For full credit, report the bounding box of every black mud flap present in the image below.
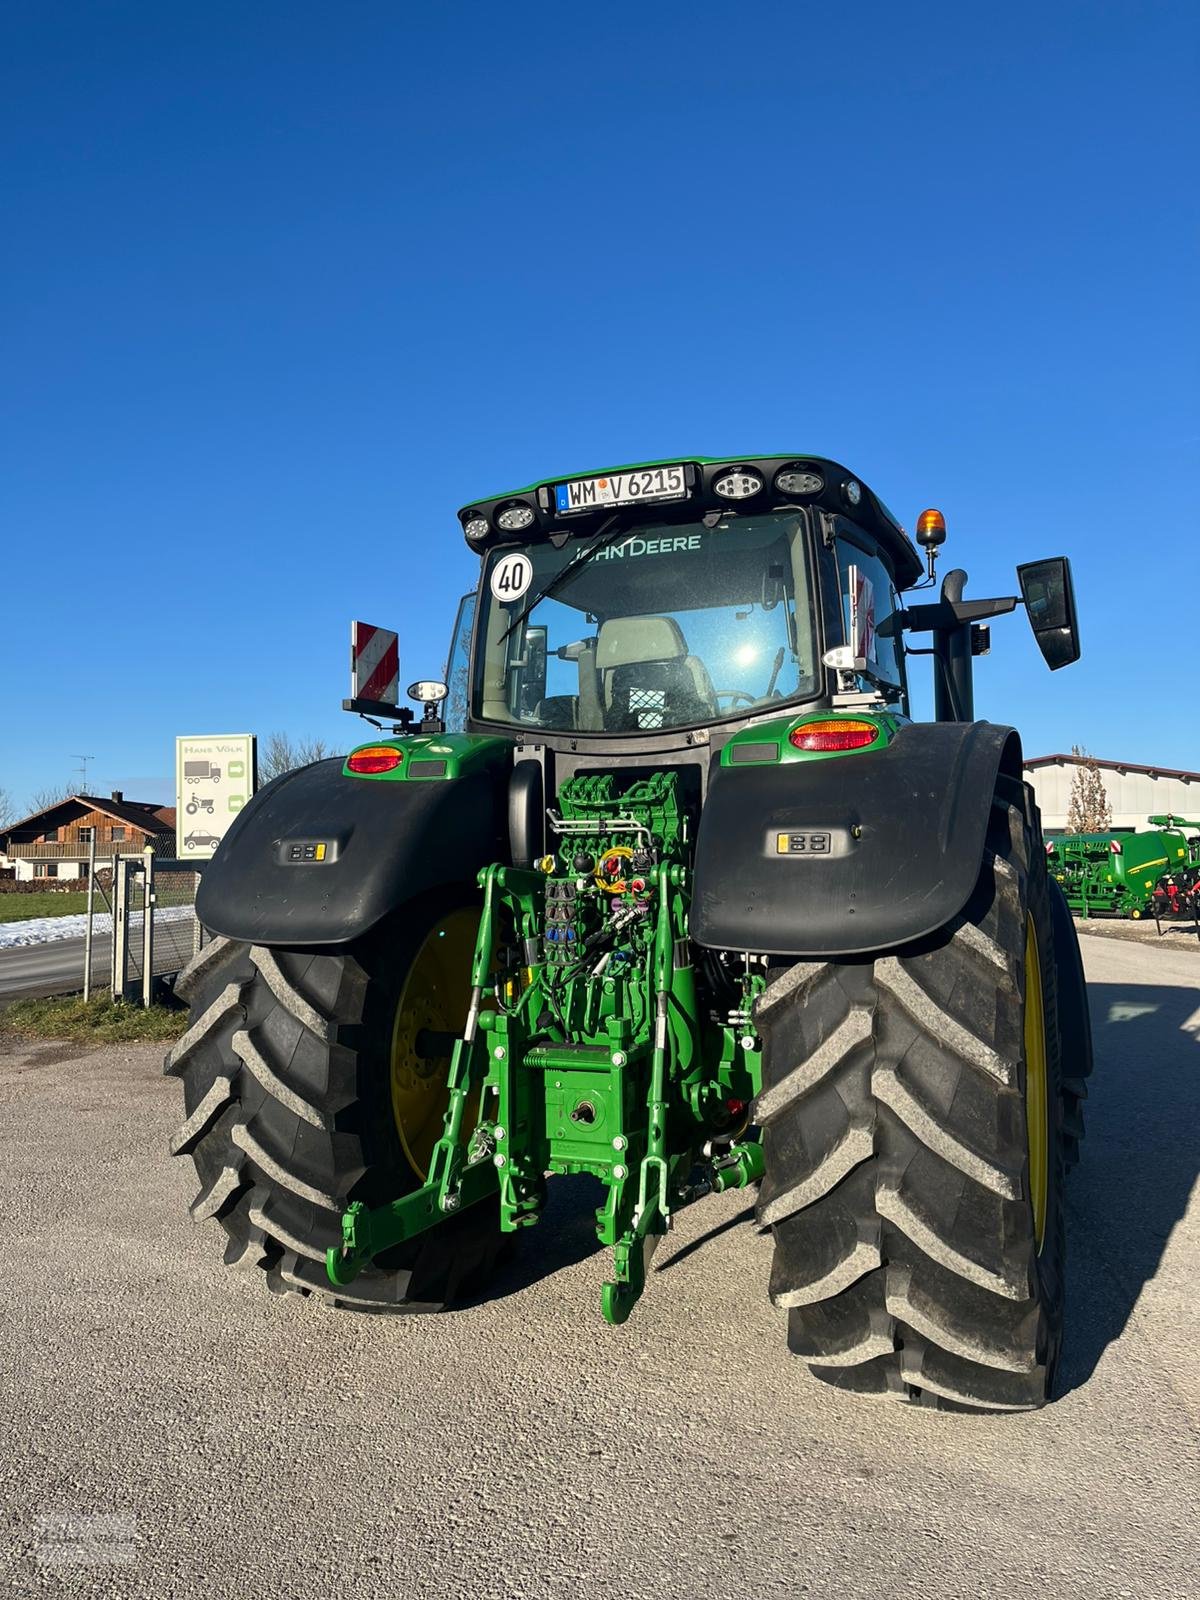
[690,721,1022,957]
[196,758,509,947]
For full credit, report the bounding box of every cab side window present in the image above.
[443,591,476,733]
[834,532,906,696]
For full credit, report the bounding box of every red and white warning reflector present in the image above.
[350,620,399,708]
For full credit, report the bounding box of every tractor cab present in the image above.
[452,456,918,744]
[474,510,821,734]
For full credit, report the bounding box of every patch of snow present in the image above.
[0,905,194,951]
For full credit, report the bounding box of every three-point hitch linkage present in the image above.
[326,771,765,1322]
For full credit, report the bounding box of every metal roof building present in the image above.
[1024,754,1200,833]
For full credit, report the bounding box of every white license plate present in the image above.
[554,463,687,513]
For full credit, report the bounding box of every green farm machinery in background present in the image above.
[1046,815,1200,919]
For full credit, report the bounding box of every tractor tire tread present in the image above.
[167,932,499,1313]
[756,791,1067,1411]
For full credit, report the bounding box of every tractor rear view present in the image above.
[167,454,1090,1410]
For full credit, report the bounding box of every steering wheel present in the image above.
[713,690,757,709]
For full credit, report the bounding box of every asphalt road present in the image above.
[0,935,97,1001]
[1,936,1197,1598]
[0,923,197,1002]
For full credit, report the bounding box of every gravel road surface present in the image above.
[1,936,1197,1598]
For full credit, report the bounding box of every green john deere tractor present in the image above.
[167,454,1091,1411]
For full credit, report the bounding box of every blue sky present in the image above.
[1,0,1195,812]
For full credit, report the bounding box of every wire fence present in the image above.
[151,870,203,977]
[83,847,202,1004]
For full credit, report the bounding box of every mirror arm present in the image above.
[900,594,1018,633]
[897,569,990,723]
[343,695,406,720]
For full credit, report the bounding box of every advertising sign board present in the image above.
[175,734,257,861]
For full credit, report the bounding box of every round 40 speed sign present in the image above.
[490,552,533,602]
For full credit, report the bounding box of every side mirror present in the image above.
[1016,557,1081,670]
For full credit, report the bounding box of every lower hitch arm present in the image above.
[600,873,764,1325]
[327,863,544,1288]
[325,1154,498,1287]
[598,1135,764,1325]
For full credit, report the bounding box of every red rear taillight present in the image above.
[347,745,404,775]
[788,718,878,753]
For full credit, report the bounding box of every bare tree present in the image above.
[259,733,336,783]
[1066,745,1112,834]
[0,786,16,830]
[28,784,72,814]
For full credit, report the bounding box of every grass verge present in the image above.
[0,893,93,923]
[0,993,189,1043]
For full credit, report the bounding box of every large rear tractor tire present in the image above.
[1049,879,1092,1170]
[164,895,503,1311]
[755,781,1072,1410]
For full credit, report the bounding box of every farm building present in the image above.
[1024,754,1200,834]
[0,793,176,881]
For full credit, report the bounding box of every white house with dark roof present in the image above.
[0,792,176,881]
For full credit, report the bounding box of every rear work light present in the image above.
[496,502,536,532]
[713,468,764,500]
[789,719,878,752]
[347,745,404,774]
[774,467,824,496]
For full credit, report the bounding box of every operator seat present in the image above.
[595,616,717,730]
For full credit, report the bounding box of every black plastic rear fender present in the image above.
[690,721,1022,957]
[195,758,509,947]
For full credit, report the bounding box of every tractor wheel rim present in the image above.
[389,909,478,1181]
[1024,913,1049,1253]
